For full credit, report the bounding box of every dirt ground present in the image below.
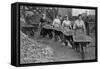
[29,31,96,62]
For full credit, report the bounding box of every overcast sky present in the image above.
[72,9,95,16]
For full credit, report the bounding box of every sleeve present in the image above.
[69,21,72,29]
[40,18,42,23]
[82,21,86,33]
[62,21,65,28]
[52,19,55,26]
[73,20,77,30]
[39,18,42,27]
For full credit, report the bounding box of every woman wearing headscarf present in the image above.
[52,15,61,41]
[73,14,87,50]
[40,14,48,37]
[52,15,61,28]
[73,14,86,34]
[62,15,72,47]
[62,15,72,30]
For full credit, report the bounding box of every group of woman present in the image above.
[40,14,86,47]
[53,14,86,33]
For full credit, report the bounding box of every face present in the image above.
[56,16,59,19]
[79,16,82,20]
[59,16,62,20]
[42,14,46,19]
[66,16,68,20]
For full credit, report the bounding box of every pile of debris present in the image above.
[20,31,55,64]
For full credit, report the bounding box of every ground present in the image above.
[29,31,96,62]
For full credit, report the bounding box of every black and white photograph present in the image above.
[19,4,97,64]
[0,0,100,68]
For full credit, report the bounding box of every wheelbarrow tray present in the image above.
[73,34,93,43]
[62,29,74,36]
[43,25,54,30]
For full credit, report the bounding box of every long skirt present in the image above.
[63,35,73,46]
[40,28,53,38]
[40,28,47,37]
[54,30,63,41]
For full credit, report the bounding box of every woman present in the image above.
[73,14,86,34]
[73,14,87,50]
[40,14,48,37]
[52,15,61,28]
[62,15,72,47]
[52,15,61,41]
[62,15,72,30]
